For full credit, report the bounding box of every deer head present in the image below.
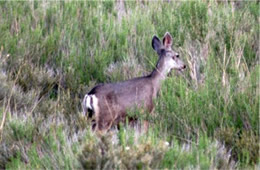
[152,32,186,76]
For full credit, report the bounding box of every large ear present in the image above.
[163,32,172,49]
[152,35,162,52]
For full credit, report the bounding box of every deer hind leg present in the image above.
[95,113,114,132]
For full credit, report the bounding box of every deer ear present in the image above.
[152,36,162,52]
[163,32,172,49]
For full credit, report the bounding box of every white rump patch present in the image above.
[82,94,99,116]
[85,95,92,109]
[92,95,98,112]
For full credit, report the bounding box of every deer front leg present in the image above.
[144,100,156,132]
[143,120,149,133]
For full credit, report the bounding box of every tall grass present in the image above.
[0,1,259,169]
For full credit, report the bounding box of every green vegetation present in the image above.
[0,0,259,169]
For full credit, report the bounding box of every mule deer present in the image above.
[82,32,186,131]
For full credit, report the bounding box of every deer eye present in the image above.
[176,54,179,58]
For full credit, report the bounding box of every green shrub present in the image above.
[216,127,259,165]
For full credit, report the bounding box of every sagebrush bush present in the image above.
[78,133,167,169]
[216,127,259,165]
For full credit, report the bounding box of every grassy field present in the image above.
[0,0,259,169]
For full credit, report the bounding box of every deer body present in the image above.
[83,32,186,131]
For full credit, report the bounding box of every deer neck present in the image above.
[149,58,170,93]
